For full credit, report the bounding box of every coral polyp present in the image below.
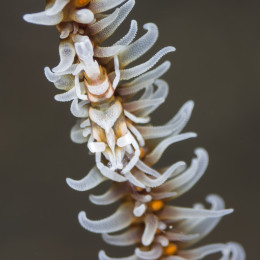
[24,0,245,259]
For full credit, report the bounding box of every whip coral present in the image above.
[24,0,245,259]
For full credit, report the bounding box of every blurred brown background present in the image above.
[1,0,259,259]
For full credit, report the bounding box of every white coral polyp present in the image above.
[24,0,245,259]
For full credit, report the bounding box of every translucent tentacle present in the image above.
[158,205,233,221]
[226,242,246,260]
[151,191,177,200]
[155,235,169,247]
[178,243,235,260]
[123,98,165,113]
[159,155,200,191]
[166,232,199,242]
[53,40,76,73]
[97,160,127,182]
[118,61,171,96]
[102,227,142,246]
[54,87,77,102]
[135,160,160,178]
[70,122,87,144]
[124,172,146,188]
[66,167,106,192]
[119,23,159,68]
[94,0,135,43]
[135,161,186,188]
[70,99,89,118]
[182,195,228,247]
[138,79,169,116]
[116,46,175,81]
[89,183,129,205]
[98,251,138,260]
[124,110,150,124]
[46,0,70,16]
[137,100,194,139]
[144,133,197,165]
[135,244,163,260]
[23,11,63,26]
[142,214,158,246]
[78,203,134,234]
[90,0,127,13]
[127,123,145,147]
[89,8,120,35]
[174,148,209,197]
[95,45,124,58]
[114,20,138,46]
[133,202,146,217]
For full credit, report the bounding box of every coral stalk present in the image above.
[24,1,245,259]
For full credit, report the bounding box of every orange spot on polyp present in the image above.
[163,243,178,256]
[139,147,146,159]
[75,0,90,7]
[148,200,164,211]
[156,228,161,234]
[135,186,144,192]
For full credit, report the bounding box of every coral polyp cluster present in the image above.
[24,0,245,259]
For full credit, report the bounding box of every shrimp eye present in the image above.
[74,0,91,7]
